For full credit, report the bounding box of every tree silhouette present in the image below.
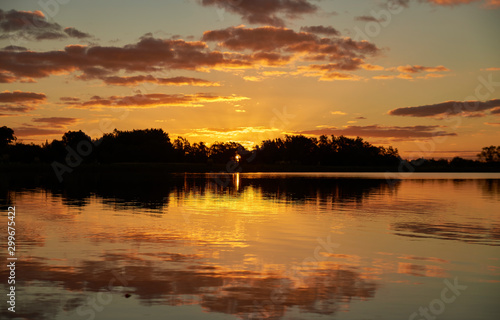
[0,126,16,148]
[209,142,245,163]
[477,146,500,162]
[256,135,400,166]
[62,130,92,148]
[191,142,209,163]
[0,126,497,171]
[173,136,191,162]
[97,128,173,163]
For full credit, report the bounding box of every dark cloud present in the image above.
[202,26,378,79]
[75,67,112,80]
[301,59,364,72]
[203,26,378,58]
[12,126,64,136]
[396,65,450,73]
[0,9,93,41]
[300,25,340,36]
[389,99,500,117]
[200,0,318,26]
[59,97,81,102]
[373,64,450,80]
[63,27,92,39]
[250,51,292,65]
[0,72,16,83]
[101,75,220,86]
[0,36,252,82]
[355,116,367,120]
[0,9,62,40]
[491,107,500,114]
[0,91,44,116]
[355,15,385,23]
[297,125,456,138]
[32,117,79,127]
[2,45,28,51]
[0,104,35,113]
[203,26,315,51]
[1,28,379,82]
[69,92,249,109]
[296,58,366,81]
[0,90,46,103]
[387,0,410,7]
[36,31,65,40]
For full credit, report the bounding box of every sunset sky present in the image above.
[1,0,499,159]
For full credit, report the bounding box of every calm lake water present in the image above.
[1,172,500,320]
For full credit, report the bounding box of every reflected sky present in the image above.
[0,173,499,320]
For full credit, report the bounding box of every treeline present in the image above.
[1,126,499,168]
[0,127,402,166]
[258,135,400,166]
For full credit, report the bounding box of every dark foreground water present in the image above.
[1,172,499,320]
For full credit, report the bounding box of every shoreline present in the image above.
[1,162,500,174]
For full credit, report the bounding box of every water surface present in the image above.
[1,173,499,320]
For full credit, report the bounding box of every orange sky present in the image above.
[0,0,499,158]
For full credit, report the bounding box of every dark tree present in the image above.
[477,146,500,162]
[450,157,475,167]
[0,126,16,147]
[96,128,173,163]
[62,130,92,148]
[173,136,192,162]
[209,142,245,164]
[255,134,400,166]
[7,143,43,163]
[283,135,318,165]
[191,142,209,163]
